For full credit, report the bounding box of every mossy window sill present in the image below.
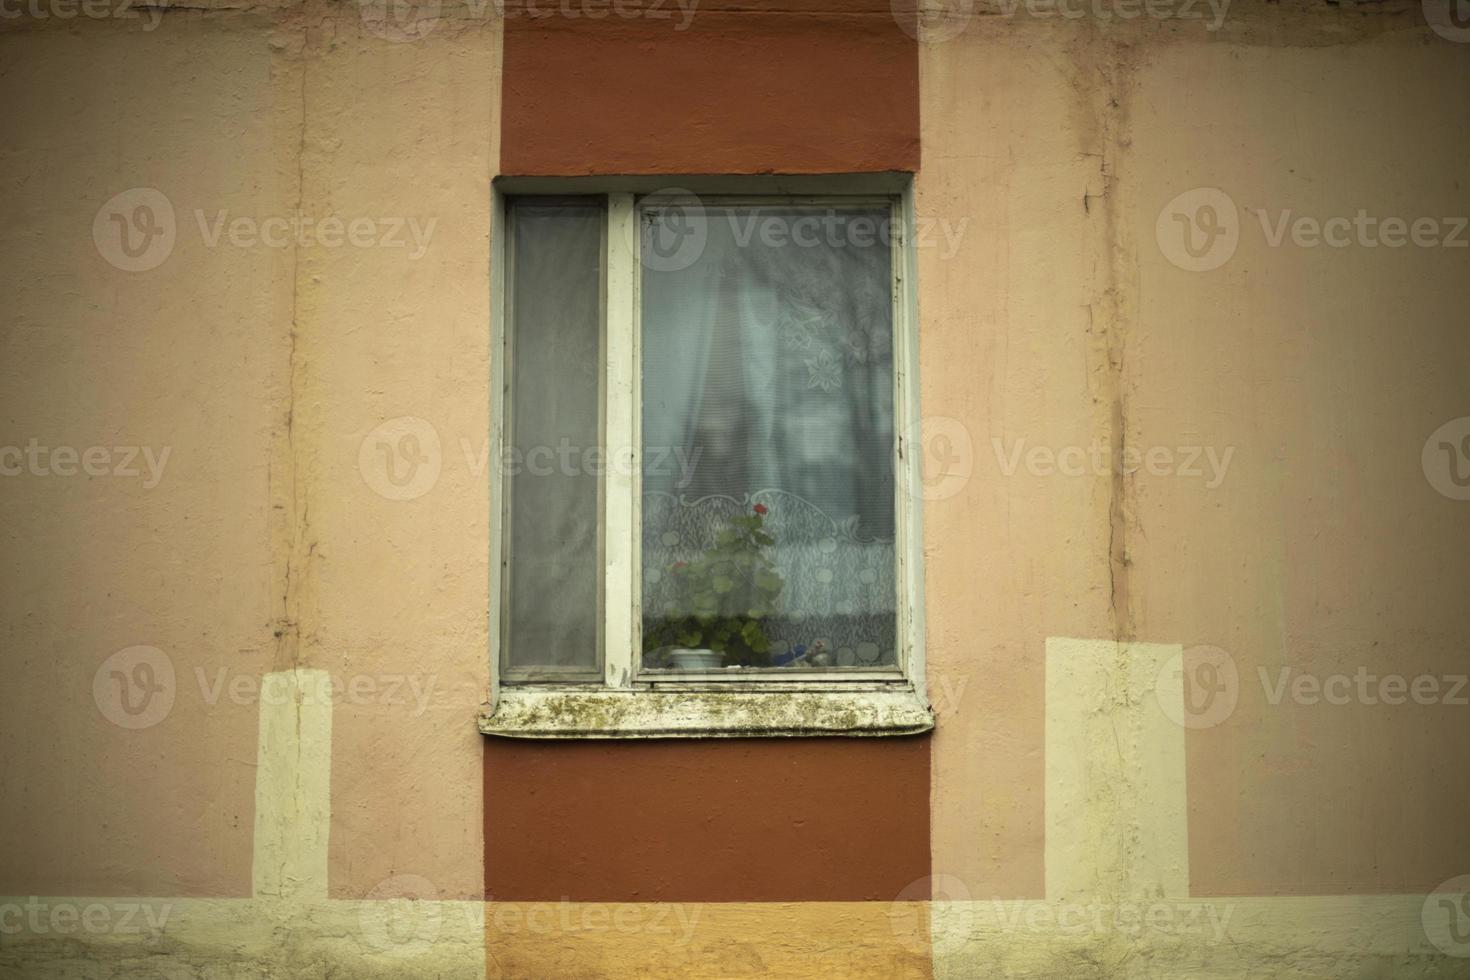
[478,687,935,739]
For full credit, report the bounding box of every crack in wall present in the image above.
[1069,29,1138,648]
[274,0,311,676]
[1053,26,1165,974]
[284,3,313,907]
[247,0,319,907]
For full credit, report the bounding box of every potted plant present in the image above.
[645,503,785,669]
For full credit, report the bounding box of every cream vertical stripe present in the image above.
[1045,638,1189,902]
[252,668,333,900]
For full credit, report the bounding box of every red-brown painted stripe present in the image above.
[484,736,931,902]
[499,2,919,176]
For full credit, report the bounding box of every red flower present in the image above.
[753,503,768,515]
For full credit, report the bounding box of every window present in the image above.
[483,177,931,737]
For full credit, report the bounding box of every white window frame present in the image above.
[482,175,932,738]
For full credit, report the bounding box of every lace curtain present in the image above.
[640,206,898,668]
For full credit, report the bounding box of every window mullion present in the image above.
[603,193,638,688]
[894,189,928,705]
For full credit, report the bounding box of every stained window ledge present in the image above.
[478,686,935,739]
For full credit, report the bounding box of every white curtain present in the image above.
[640,206,898,668]
[504,202,603,671]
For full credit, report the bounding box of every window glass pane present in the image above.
[640,205,897,671]
[504,201,603,673]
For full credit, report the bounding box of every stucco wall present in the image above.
[1127,35,1470,897]
[299,15,500,903]
[920,5,1470,906]
[1,15,295,897]
[1,3,501,907]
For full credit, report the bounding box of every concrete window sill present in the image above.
[478,687,935,739]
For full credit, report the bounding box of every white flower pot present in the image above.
[668,648,722,670]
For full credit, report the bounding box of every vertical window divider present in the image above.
[604,193,638,689]
[488,188,507,709]
[894,186,929,706]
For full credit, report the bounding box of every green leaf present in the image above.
[755,569,784,593]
